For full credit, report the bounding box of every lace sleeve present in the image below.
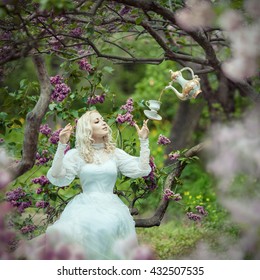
[115,138,151,179]
[47,142,80,187]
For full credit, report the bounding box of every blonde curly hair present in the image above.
[75,110,115,163]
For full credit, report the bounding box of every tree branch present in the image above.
[135,142,206,227]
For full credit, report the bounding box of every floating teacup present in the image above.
[144,100,162,121]
[145,100,161,112]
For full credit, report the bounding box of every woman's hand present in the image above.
[59,123,73,144]
[134,119,149,140]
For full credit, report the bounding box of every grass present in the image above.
[136,220,207,260]
[136,216,241,260]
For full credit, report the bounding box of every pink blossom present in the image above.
[176,0,215,31]
[157,134,171,145]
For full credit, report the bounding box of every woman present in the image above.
[45,110,151,259]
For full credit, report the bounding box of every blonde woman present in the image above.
[45,110,151,259]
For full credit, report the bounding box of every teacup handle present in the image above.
[145,101,150,107]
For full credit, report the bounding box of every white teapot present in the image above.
[165,67,202,101]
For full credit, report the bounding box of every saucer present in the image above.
[144,110,162,121]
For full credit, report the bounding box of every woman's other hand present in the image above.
[59,123,73,144]
[134,119,149,140]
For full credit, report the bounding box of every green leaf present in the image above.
[49,104,57,111]
[103,66,114,74]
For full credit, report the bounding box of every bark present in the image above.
[8,55,51,182]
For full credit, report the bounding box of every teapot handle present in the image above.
[180,67,195,79]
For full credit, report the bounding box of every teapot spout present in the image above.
[165,84,188,101]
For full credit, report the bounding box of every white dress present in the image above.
[46,139,151,259]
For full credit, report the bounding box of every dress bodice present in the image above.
[79,159,117,193]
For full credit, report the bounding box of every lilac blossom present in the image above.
[78,58,93,72]
[36,188,43,195]
[120,6,131,16]
[157,134,171,145]
[49,128,62,144]
[70,27,83,37]
[143,157,157,190]
[50,75,63,85]
[6,188,32,213]
[163,188,182,201]
[20,224,36,234]
[39,124,52,136]
[35,150,51,165]
[196,205,208,216]
[187,212,202,221]
[51,83,71,102]
[176,0,215,31]
[168,151,180,161]
[35,201,49,209]
[87,94,106,105]
[0,138,4,144]
[116,112,135,126]
[32,175,49,186]
[116,98,135,126]
[120,98,134,112]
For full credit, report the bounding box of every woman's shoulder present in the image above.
[64,147,81,160]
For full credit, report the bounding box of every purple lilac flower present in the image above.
[196,205,208,216]
[50,75,63,85]
[70,27,83,37]
[49,128,62,145]
[78,58,93,72]
[157,134,171,145]
[116,98,135,126]
[120,6,131,16]
[6,187,26,202]
[36,188,43,195]
[169,151,180,160]
[187,212,202,221]
[163,188,182,201]
[120,98,134,112]
[17,201,32,214]
[32,175,49,186]
[35,201,49,208]
[39,124,52,136]
[143,157,157,190]
[35,150,51,165]
[116,112,135,126]
[0,138,5,144]
[87,94,106,105]
[51,83,71,102]
[20,224,37,234]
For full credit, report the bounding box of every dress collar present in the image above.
[92,143,105,150]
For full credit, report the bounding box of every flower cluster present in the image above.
[187,205,208,222]
[35,201,49,209]
[116,98,135,126]
[20,224,37,234]
[35,150,51,165]
[163,188,182,201]
[32,175,49,186]
[5,187,32,213]
[78,58,93,73]
[49,128,62,145]
[50,75,71,102]
[143,157,157,190]
[168,151,180,161]
[70,27,83,37]
[157,134,171,145]
[39,124,52,136]
[87,94,106,105]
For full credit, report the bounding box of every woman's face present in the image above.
[90,112,109,142]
